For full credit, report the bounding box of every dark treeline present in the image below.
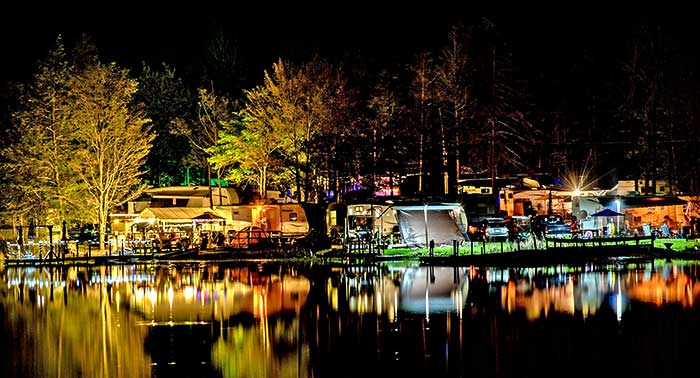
[2,15,700,226]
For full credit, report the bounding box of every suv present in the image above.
[482,218,509,241]
[532,214,571,238]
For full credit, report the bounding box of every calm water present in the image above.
[2,259,700,377]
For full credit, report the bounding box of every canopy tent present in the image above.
[193,211,226,223]
[591,208,624,217]
[589,208,625,236]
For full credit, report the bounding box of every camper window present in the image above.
[289,212,298,221]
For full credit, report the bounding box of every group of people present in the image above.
[193,231,227,249]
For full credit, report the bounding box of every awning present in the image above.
[136,207,227,224]
[597,196,687,209]
[193,211,226,223]
[591,208,624,217]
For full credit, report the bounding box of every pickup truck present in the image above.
[532,215,571,238]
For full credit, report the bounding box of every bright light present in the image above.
[572,188,581,197]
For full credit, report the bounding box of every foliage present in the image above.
[1,37,90,225]
[137,63,193,187]
[239,58,353,202]
[69,62,154,251]
[208,105,285,198]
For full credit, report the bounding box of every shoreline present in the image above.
[3,244,700,268]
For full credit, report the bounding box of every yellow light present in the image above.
[184,286,194,302]
[149,288,157,307]
[572,188,581,197]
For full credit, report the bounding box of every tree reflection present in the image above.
[211,318,309,378]
[0,275,150,378]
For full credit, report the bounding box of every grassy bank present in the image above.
[378,237,700,258]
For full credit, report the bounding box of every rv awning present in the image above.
[597,196,687,209]
[136,207,226,224]
[391,203,464,211]
[393,203,467,248]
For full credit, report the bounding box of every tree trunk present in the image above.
[217,169,222,206]
[419,134,424,193]
[208,163,213,208]
[295,164,302,203]
[98,205,107,254]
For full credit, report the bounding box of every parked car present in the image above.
[532,214,571,238]
[482,218,509,241]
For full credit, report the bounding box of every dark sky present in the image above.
[1,12,698,100]
[0,11,462,81]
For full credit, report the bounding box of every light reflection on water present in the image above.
[2,259,700,377]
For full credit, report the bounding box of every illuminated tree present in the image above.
[1,37,90,226]
[208,104,285,199]
[173,88,234,206]
[69,63,153,252]
[244,58,351,202]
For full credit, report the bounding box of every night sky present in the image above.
[2,13,685,86]
[3,13,696,104]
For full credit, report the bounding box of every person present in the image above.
[200,232,209,249]
[570,216,579,236]
[609,220,615,236]
[662,215,674,237]
[660,217,671,238]
[683,215,692,239]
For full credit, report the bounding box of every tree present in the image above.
[1,36,89,226]
[137,63,194,187]
[245,58,350,203]
[69,62,153,252]
[173,88,234,206]
[408,51,438,195]
[367,70,406,196]
[208,105,284,199]
[201,27,247,97]
[436,25,472,197]
[471,20,536,204]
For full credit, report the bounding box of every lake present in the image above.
[1,258,699,377]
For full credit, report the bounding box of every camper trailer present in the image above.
[326,203,399,244]
[226,203,309,237]
[327,202,469,249]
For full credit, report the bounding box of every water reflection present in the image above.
[3,259,700,377]
[0,266,150,378]
[1,263,311,378]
